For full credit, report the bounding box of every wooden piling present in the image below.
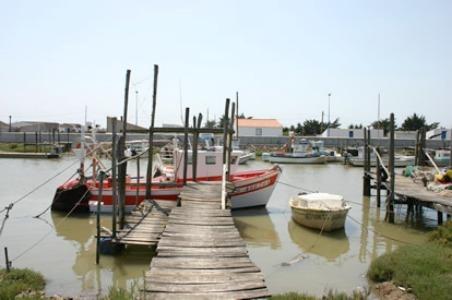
[222,99,230,164]
[192,113,203,181]
[23,132,26,152]
[145,65,159,200]
[236,91,239,139]
[118,69,131,230]
[387,113,395,223]
[35,132,38,153]
[449,129,452,168]
[227,102,236,180]
[96,172,105,265]
[376,146,382,207]
[438,211,443,225]
[414,130,420,166]
[192,116,198,181]
[136,155,140,205]
[363,128,371,196]
[183,107,190,185]
[4,247,10,272]
[111,117,118,239]
[419,129,427,166]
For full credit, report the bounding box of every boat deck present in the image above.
[144,182,270,299]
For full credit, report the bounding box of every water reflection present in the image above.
[288,220,350,261]
[233,208,281,249]
[51,212,150,294]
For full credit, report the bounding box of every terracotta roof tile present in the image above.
[237,118,282,128]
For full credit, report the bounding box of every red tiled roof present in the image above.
[237,118,282,128]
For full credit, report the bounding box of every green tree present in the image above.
[295,123,303,135]
[325,118,341,129]
[204,119,216,128]
[348,124,363,129]
[400,113,438,131]
[302,119,322,135]
[372,118,392,135]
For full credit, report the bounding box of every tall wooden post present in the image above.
[4,247,11,272]
[227,102,236,180]
[419,129,426,166]
[96,172,105,265]
[363,128,370,196]
[145,65,159,200]
[35,132,38,152]
[192,114,203,181]
[183,107,190,185]
[118,69,131,229]
[222,99,230,164]
[192,116,198,181]
[449,129,452,168]
[236,91,239,139]
[414,130,420,166]
[387,113,395,223]
[23,132,26,152]
[111,118,118,239]
[376,147,382,207]
[136,155,140,205]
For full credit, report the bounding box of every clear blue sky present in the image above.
[1,0,451,128]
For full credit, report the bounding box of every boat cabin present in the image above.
[172,148,241,180]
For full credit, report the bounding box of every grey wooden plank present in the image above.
[150,257,254,269]
[146,267,262,277]
[146,274,265,285]
[145,280,266,293]
[145,288,271,300]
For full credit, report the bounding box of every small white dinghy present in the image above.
[289,193,351,231]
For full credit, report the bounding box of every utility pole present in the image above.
[327,93,331,126]
[135,90,139,125]
[8,115,11,132]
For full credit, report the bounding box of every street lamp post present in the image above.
[327,93,331,126]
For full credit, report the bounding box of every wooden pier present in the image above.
[112,200,176,246]
[144,183,271,299]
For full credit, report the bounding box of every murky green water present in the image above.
[0,157,437,297]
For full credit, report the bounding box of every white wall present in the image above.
[239,127,282,137]
[427,128,451,140]
[321,128,384,138]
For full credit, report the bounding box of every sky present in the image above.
[1,0,451,128]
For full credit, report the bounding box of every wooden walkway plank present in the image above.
[145,183,270,299]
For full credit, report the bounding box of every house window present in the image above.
[206,156,216,165]
[255,128,263,136]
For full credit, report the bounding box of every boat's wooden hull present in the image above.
[290,201,350,231]
[268,155,327,164]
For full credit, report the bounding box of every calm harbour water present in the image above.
[0,156,437,297]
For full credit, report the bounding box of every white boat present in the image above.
[267,139,327,164]
[347,147,415,167]
[289,193,351,231]
[428,149,450,167]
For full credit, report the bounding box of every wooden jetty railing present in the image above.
[144,182,270,299]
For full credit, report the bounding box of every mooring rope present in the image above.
[11,188,91,262]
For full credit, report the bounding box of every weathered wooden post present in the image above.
[449,129,452,169]
[363,128,371,196]
[136,155,140,205]
[236,91,239,139]
[222,99,230,164]
[192,113,203,181]
[376,147,382,207]
[111,117,118,239]
[387,113,395,223]
[23,132,26,152]
[118,69,131,229]
[414,130,420,166]
[4,247,11,272]
[227,102,236,180]
[35,131,38,152]
[192,116,198,181]
[145,64,158,201]
[96,171,105,265]
[419,129,427,166]
[183,107,190,185]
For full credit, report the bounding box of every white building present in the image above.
[394,131,417,140]
[237,118,283,137]
[427,128,451,140]
[320,128,384,138]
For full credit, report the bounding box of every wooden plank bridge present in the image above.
[143,182,271,299]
